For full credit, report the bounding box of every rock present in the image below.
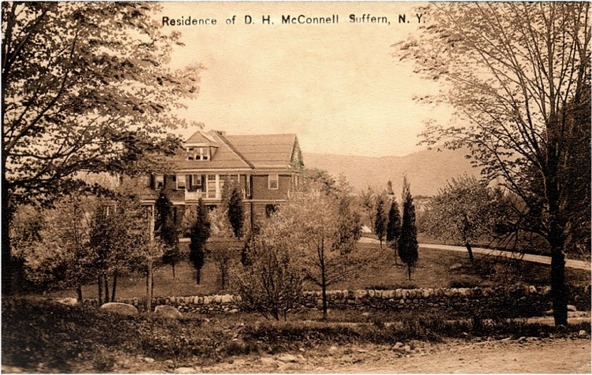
[143,357,155,363]
[220,294,234,303]
[174,367,197,374]
[404,345,412,353]
[567,305,577,312]
[55,297,78,305]
[100,302,139,316]
[394,342,404,349]
[578,330,588,338]
[449,263,463,271]
[154,305,183,319]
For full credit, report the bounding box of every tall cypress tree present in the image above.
[399,177,418,280]
[228,186,244,239]
[386,199,402,264]
[155,191,179,278]
[189,198,210,284]
[374,194,387,248]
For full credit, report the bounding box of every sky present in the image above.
[159,2,453,157]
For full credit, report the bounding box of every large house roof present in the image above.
[225,134,299,169]
[174,130,303,171]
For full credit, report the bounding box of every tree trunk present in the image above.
[76,284,83,304]
[111,271,118,302]
[549,223,568,326]
[196,267,201,284]
[98,274,103,306]
[146,260,154,312]
[465,242,475,262]
[171,262,176,279]
[103,274,110,303]
[407,265,412,281]
[1,195,15,295]
[321,259,328,321]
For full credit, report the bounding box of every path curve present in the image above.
[359,237,591,271]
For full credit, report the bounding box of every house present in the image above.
[141,129,304,233]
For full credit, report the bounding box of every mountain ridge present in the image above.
[303,149,479,197]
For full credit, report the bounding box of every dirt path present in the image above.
[359,237,591,271]
[2,337,589,373]
[195,338,590,373]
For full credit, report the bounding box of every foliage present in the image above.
[89,195,151,303]
[227,186,244,238]
[155,191,180,277]
[423,175,508,261]
[235,240,303,321]
[189,198,210,284]
[1,2,200,205]
[1,2,201,295]
[374,194,387,247]
[261,179,372,320]
[209,206,234,238]
[398,177,418,280]
[17,194,95,296]
[386,199,402,253]
[358,185,376,230]
[396,2,590,325]
[210,247,238,290]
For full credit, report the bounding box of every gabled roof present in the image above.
[174,130,303,171]
[173,130,252,170]
[185,130,218,146]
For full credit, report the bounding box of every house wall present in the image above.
[250,174,293,200]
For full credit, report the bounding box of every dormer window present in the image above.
[187,146,210,161]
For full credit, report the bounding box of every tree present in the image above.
[399,178,418,280]
[423,175,504,262]
[359,186,376,230]
[227,186,244,239]
[211,247,237,291]
[264,182,370,320]
[396,2,590,325]
[235,239,303,321]
[155,191,180,278]
[386,199,402,264]
[374,194,387,248]
[189,198,210,284]
[1,2,201,294]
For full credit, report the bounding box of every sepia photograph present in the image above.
[1,1,590,373]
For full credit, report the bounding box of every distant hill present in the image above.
[303,149,479,197]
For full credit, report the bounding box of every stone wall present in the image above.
[87,285,590,316]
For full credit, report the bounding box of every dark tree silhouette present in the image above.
[398,178,418,280]
[189,198,210,284]
[386,199,402,264]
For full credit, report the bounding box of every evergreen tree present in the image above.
[399,177,418,280]
[155,191,179,278]
[227,186,244,238]
[386,199,402,264]
[374,194,387,248]
[189,198,210,284]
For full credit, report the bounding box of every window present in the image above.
[177,175,186,190]
[268,174,279,190]
[189,174,203,192]
[207,174,217,198]
[154,174,164,190]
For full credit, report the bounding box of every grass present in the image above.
[44,242,591,301]
[3,298,590,373]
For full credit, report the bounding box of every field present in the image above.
[44,242,591,301]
